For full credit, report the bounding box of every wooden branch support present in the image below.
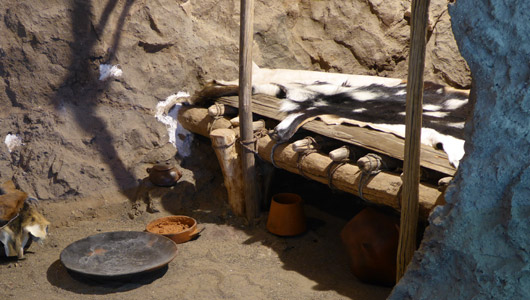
[292,136,341,154]
[437,176,453,192]
[210,128,245,216]
[177,106,232,137]
[208,103,238,118]
[357,154,384,174]
[329,146,351,162]
[397,0,431,282]
[230,116,240,126]
[177,106,444,221]
[238,0,259,223]
[292,138,319,153]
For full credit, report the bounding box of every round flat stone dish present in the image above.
[60,231,177,280]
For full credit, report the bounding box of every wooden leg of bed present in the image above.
[210,128,246,217]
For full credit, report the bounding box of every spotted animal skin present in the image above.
[271,80,470,167]
[212,63,471,167]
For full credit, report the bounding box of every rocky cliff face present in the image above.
[0,0,469,200]
[389,0,530,298]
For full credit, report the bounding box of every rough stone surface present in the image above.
[389,0,530,299]
[0,0,469,202]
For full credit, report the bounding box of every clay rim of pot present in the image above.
[266,193,307,236]
[149,161,175,172]
[271,192,303,205]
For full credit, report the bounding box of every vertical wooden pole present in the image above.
[396,0,430,282]
[239,0,260,223]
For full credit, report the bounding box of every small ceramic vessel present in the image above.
[146,161,182,187]
[266,193,307,236]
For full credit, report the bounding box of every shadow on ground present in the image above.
[156,137,393,299]
[47,259,167,294]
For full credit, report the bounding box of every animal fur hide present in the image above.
[205,63,471,168]
[0,181,50,259]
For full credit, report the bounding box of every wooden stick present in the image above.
[208,103,238,117]
[238,0,259,223]
[397,0,431,282]
[177,106,232,137]
[329,146,351,162]
[230,116,239,126]
[357,154,383,174]
[437,176,453,192]
[251,120,265,131]
[292,139,319,153]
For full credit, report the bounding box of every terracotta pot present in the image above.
[266,193,306,236]
[146,215,200,244]
[340,207,400,287]
[146,161,182,187]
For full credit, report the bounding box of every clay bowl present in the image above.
[146,215,199,244]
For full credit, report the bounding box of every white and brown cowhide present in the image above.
[209,63,471,168]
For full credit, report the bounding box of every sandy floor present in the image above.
[0,135,392,300]
[0,187,393,300]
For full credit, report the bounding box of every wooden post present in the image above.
[239,0,259,223]
[210,128,246,216]
[396,0,430,282]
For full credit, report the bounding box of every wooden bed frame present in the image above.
[177,92,456,220]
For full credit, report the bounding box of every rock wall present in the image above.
[0,0,469,200]
[389,0,530,299]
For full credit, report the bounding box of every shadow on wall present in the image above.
[51,0,137,201]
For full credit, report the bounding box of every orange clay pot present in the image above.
[146,215,200,244]
[340,207,400,287]
[266,193,306,236]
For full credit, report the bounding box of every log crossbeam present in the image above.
[177,106,444,221]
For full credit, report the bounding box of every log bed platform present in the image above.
[217,94,457,177]
[177,92,456,220]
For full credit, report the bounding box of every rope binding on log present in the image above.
[357,153,385,200]
[207,115,229,134]
[208,103,226,118]
[327,161,348,190]
[295,136,320,179]
[270,141,285,168]
[327,146,353,190]
[239,137,258,154]
[239,128,268,162]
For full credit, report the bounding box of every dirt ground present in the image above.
[0,139,392,300]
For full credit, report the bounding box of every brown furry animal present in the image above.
[0,188,50,259]
[0,180,27,222]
